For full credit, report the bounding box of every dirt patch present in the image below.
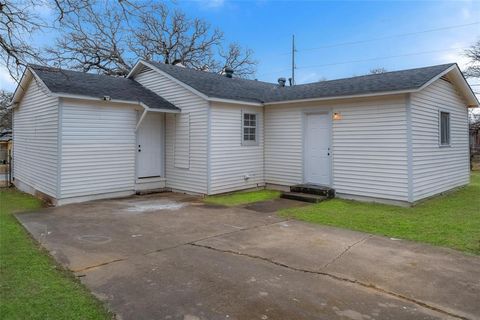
[243,198,308,213]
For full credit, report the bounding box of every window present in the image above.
[440,111,450,146]
[242,112,257,145]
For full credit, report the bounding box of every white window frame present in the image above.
[241,111,259,146]
[439,110,451,147]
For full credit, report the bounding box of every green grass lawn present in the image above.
[281,173,480,255]
[204,189,281,206]
[0,188,112,319]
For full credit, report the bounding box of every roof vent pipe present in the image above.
[224,67,234,78]
[278,77,286,87]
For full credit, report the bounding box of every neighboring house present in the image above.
[10,62,478,206]
[470,120,480,155]
[0,129,12,187]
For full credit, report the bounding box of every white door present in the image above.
[304,113,331,185]
[137,112,163,178]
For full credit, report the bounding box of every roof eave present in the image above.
[56,92,180,112]
[446,65,479,108]
[263,88,417,106]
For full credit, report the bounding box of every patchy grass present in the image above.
[205,189,281,206]
[281,173,480,255]
[0,188,112,319]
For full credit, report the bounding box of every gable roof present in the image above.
[26,65,179,112]
[135,61,478,107]
[144,61,278,103]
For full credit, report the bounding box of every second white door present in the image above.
[137,112,163,178]
[304,113,331,185]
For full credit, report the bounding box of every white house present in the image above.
[11,62,478,205]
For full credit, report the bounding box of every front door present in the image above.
[304,113,331,185]
[137,112,163,178]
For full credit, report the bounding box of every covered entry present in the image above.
[304,112,331,186]
[137,112,164,178]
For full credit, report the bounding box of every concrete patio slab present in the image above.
[196,220,480,320]
[80,244,456,320]
[15,192,480,320]
[16,193,284,271]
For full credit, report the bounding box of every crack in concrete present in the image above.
[189,242,470,320]
[76,219,291,272]
[322,234,373,269]
[72,258,127,273]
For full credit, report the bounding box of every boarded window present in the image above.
[174,113,190,168]
[440,111,450,146]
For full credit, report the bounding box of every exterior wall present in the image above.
[13,79,59,198]
[265,95,409,202]
[410,79,469,201]
[59,99,137,199]
[209,102,264,194]
[133,66,208,194]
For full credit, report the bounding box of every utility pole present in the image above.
[291,34,296,86]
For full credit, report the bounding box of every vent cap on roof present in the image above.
[224,67,234,78]
[278,77,286,87]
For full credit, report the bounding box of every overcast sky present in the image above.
[1,0,479,96]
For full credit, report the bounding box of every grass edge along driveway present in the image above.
[0,188,112,320]
[280,172,480,255]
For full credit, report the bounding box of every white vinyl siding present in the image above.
[411,79,469,201]
[210,103,264,194]
[332,97,408,201]
[13,79,58,197]
[60,102,136,199]
[265,104,303,186]
[134,66,208,193]
[265,95,409,201]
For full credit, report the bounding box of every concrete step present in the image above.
[290,184,335,198]
[281,192,328,203]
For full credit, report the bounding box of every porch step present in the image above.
[290,184,335,198]
[280,192,328,203]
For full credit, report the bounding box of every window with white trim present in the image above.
[242,112,257,145]
[440,111,450,146]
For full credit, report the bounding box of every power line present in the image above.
[295,22,480,54]
[258,46,467,77]
[296,47,468,70]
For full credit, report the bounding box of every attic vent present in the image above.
[137,65,150,75]
[440,75,452,83]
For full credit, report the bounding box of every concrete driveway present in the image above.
[16,193,480,320]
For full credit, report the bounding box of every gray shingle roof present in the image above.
[30,65,179,111]
[146,61,456,104]
[146,61,278,103]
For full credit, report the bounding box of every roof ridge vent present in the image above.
[224,67,234,78]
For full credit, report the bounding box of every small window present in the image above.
[242,112,257,145]
[440,111,450,146]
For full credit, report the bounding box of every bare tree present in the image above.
[464,39,480,78]
[47,3,133,75]
[216,43,256,78]
[51,2,257,77]
[0,1,46,81]
[0,90,13,130]
[131,4,222,69]
[0,0,124,80]
[369,67,387,75]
